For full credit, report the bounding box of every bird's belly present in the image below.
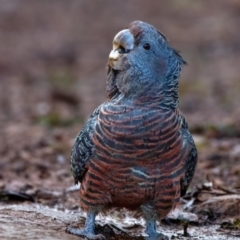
[83,158,157,209]
[79,106,183,211]
[81,155,181,213]
[106,165,156,208]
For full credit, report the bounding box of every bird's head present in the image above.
[107,21,186,106]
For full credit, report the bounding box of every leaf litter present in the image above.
[1,1,240,239]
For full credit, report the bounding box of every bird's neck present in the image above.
[162,80,179,109]
[106,66,181,110]
[162,61,181,109]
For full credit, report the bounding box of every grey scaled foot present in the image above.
[66,227,105,240]
[66,211,106,240]
[146,233,169,240]
[145,219,169,240]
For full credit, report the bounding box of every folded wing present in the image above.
[70,105,102,184]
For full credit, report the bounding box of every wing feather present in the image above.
[180,115,198,196]
[70,104,102,184]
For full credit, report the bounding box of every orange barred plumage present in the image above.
[68,20,197,240]
[79,101,192,216]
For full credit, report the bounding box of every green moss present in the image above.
[234,219,240,229]
[35,112,83,127]
[48,69,77,91]
[179,80,207,96]
[190,124,240,138]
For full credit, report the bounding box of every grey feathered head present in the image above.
[107,21,186,107]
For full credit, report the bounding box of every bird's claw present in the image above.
[66,226,106,240]
[146,233,169,240]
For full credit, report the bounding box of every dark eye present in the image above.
[143,43,151,50]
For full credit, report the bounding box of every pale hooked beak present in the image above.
[109,29,134,70]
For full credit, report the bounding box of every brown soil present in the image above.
[0,1,240,239]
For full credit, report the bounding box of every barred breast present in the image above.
[80,99,190,217]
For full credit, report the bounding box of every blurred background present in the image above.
[0,0,240,238]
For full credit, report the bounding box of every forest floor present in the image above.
[1,1,240,239]
[1,131,240,240]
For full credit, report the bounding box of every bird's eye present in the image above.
[143,43,151,50]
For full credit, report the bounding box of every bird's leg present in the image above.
[178,215,190,237]
[66,211,105,240]
[145,218,169,240]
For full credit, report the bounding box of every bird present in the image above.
[66,20,198,240]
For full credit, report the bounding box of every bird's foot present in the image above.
[146,232,169,240]
[66,226,106,240]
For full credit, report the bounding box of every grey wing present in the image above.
[180,116,198,197]
[70,105,102,184]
